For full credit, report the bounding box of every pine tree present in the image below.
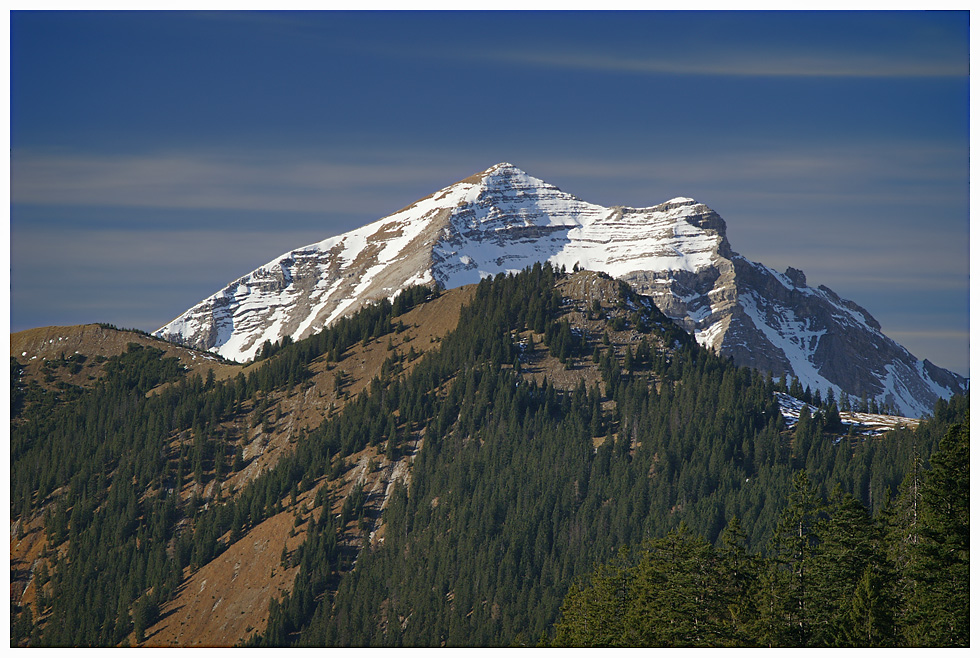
[906,420,969,646]
[716,517,760,645]
[768,471,822,646]
[624,526,725,646]
[880,452,924,638]
[845,563,895,646]
[551,550,630,647]
[809,488,877,645]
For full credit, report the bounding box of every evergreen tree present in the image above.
[905,420,969,646]
[845,562,896,647]
[715,517,761,645]
[809,488,879,645]
[767,471,822,646]
[624,527,726,646]
[551,549,631,646]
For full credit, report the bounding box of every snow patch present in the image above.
[775,391,918,435]
[741,292,836,395]
[695,319,726,350]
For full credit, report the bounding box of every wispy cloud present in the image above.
[480,48,967,79]
[543,142,964,182]
[10,150,471,214]
[531,140,966,210]
[13,139,964,217]
[12,226,337,284]
[11,227,337,332]
[114,11,969,81]
[887,330,970,340]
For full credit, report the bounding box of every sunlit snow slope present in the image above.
[155,163,966,417]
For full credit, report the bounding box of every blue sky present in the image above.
[9,10,970,376]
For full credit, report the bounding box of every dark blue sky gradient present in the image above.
[9,10,970,376]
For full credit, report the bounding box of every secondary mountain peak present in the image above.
[155,164,965,416]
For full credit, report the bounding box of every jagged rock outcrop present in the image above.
[156,163,966,417]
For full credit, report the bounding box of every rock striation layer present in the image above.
[156,163,966,417]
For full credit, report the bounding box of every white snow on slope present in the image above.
[158,163,723,362]
[741,291,838,396]
[775,392,919,436]
[155,162,965,419]
[156,174,483,361]
[433,168,721,291]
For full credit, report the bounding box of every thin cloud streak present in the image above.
[482,49,968,79]
[11,227,337,333]
[10,150,470,214]
[11,141,965,215]
[887,330,970,340]
[538,143,965,187]
[109,11,968,82]
[740,242,968,294]
[13,227,334,279]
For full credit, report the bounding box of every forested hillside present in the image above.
[10,264,968,647]
[551,414,969,647]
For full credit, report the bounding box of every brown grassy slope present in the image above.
[9,514,48,618]
[217,284,474,499]
[139,286,472,646]
[10,324,244,390]
[10,288,472,646]
[143,434,422,647]
[142,507,306,647]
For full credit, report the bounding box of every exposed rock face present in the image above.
[156,163,966,417]
[627,253,966,417]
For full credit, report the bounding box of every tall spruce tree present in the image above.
[767,471,823,646]
[906,420,969,646]
[809,488,881,645]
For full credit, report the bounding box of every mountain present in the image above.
[155,163,965,417]
[11,266,970,647]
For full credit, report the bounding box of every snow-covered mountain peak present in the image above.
[456,162,536,190]
[482,161,521,176]
[155,163,966,417]
[467,162,586,212]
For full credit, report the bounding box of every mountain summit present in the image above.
[155,163,965,416]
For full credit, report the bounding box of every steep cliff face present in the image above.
[156,163,966,417]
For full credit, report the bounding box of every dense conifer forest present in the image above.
[551,417,969,647]
[10,264,969,647]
